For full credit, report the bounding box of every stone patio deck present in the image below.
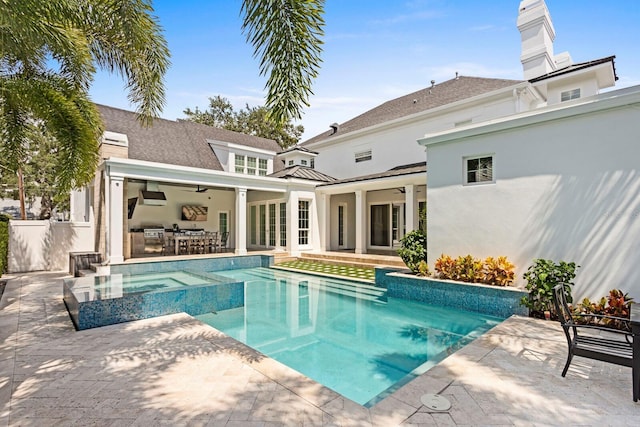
[1,272,638,426]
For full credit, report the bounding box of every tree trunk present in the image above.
[17,167,26,220]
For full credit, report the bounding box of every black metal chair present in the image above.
[205,231,219,253]
[219,231,229,252]
[552,284,638,401]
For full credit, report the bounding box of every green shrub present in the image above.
[397,230,427,274]
[0,213,10,274]
[520,259,579,317]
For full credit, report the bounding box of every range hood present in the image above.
[139,181,167,206]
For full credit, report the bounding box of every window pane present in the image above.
[466,156,493,183]
[370,205,390,246]
[279,203,287,246]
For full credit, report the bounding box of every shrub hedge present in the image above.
[0,213,10,274]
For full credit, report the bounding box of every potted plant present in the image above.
[520,259,579,319]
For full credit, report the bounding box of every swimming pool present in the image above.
[196,267,502,407]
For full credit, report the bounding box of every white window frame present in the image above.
[464,154,495,185]
[258,158,268,176]
[561,88,581,102]
[247,156,257,175]
[298,199,310,246]
[218,211,229,233]
[235,154,245,174]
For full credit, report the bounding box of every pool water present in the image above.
[196,267,502,406]
[66,270,217,300]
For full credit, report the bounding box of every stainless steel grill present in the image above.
[143,228,164,254]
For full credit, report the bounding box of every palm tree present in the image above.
[1,0,324,218]
[0,0,170,217]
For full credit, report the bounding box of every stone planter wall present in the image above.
[375,268,528,318]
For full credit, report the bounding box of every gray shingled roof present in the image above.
[301,76,522,146]
[317,162,426,187]
[268,165,336,182]
[97,104,282,171]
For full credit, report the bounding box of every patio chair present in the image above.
[551,284,639,401]
[162,234,175,255]
[219,231,229,253]
[174,232,189,255]
[205,231,219,253]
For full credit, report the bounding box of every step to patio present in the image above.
[298,252,406,269]
[78,269,96,277]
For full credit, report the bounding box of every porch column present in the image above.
[319,193,330,251]
[355,189,367,254]
[235,187,247,255]
[108,176,124,263]
[287,191,299,256]
[405,184,417,233]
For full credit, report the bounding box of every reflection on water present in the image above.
[197,267,502,406]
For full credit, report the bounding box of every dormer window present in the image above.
[310,158,315,169]
[288,160,294,166]
[561,88,580,102]
[259,159,268,176]
[235,155,245,173]
[301,159,308,166]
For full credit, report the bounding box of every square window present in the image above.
[465,155,493,184]
[235,155,245,174]
[561,88,581,102]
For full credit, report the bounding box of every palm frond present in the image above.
[242,0,325,123]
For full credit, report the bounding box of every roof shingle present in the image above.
[96,104,282,171]
[301,76,522,146]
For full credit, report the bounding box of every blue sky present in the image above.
[89,0,640,141]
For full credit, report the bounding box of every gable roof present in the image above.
[268,165,335,182]
[528,55,617,83]
[301,76,522,146]
[96,104,282,171]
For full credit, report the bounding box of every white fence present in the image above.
[8,220,94,273]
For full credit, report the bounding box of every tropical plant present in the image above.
[416,260,430,277]
[572,289,634,330]
[483,256,516,287]
[455,255,484,283]
[434,254,456,280]
[397,230,427,274]
[1,0,171,217]
[520,259,579,317]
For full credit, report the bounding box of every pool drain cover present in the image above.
[420,394,451,411]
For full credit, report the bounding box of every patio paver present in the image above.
[1,271,638,426]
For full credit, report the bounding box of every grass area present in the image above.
[276,260,375,281]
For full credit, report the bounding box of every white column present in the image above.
[108,176,124,263]
[319,193,330,251]
[287,191,299,256]
[404,184,417,233]
[355,189,367,254]
[235,187,247,255]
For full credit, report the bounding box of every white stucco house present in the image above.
[62,0,638,300]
